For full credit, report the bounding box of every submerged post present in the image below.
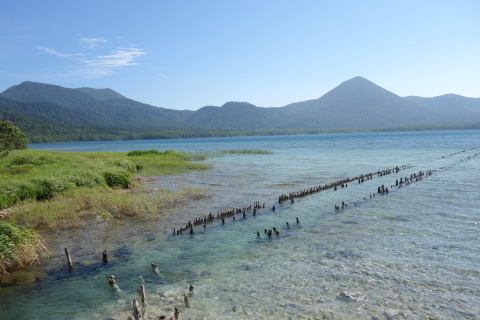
[108,275,116,287]
[184,292,190,308]
[133,299,141,320]
[151,263,159,274]
[136,284,146,305]
[64,247,73,270]
[174,306,180,319]
[102,250,109,263]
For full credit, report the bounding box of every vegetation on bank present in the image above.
[0,148,211,274]
[0,221,49,275]
[0,145,274,274]
[0,149,208,210]
[0,120,28,153]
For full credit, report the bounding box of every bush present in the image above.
[34,179,70,201]
[9,154,33,165]
[127,149,162,156]
[103,171,131,188]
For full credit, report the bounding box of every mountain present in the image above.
[187,102,278,130]
[276,77,433,128]
[75,87,127,100]
[405,94,480,123]
[0,81,192,130]
[1,77,479,143]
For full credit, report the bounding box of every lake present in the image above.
[1,131,479,319]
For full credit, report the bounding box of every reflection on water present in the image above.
[2,131,480,319]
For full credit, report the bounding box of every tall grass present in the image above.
[0,221,49,275]
[0,149,209,209]
[7,186,207,230]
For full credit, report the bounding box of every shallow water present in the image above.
[2,131,480,319]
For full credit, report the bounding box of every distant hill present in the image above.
[405,94,480,123]
[1,77,479,143]
[75,87,127,100]
[277,77,433,128]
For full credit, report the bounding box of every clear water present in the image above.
[2,131,479,319]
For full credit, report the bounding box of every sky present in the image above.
[1,0,479,110]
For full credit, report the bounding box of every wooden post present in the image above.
[108,275,116,287]
[102,250,109,263]
[184,292,190,308]
[133,299,141,320]
[189,284,194,292]
[151,263,159,274]
[136,284,146,305]
[174,306,180,320]
[64,247,73,270]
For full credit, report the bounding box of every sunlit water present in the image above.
[1,131,479,319]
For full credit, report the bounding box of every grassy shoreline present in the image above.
[0,148,210,275]
[0,147,272,275]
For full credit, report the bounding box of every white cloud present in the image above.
[36,46,84,57]
[35,40,146,79]
[79,37,108,49]
[76,47,146,77]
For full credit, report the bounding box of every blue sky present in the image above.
[1,0,479,110]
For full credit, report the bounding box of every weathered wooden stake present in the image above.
[133,299,141,320]
[108,275,116,287]
[64,247,73,270]
[174,306,180,319]
[189,284,194,292]
[102,250,109,263]
[136,284,146,305]
[184,292,190,308]
[151,263,159,274]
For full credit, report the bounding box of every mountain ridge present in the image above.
[1,77,480,143]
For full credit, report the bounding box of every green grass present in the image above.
[7,185,207,230]
[0,147,271,274]
[0,149,209,209]
[0,221,49,275]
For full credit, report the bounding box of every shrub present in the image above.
[9,154,33,165]
[34,179,70,201]
[127,149,162,156]
[103,171,131,188]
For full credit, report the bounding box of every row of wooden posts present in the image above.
[171,165,411,237]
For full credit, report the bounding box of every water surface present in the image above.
[2,131,479,319]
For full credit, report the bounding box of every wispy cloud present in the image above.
[79,37,108,49]
[78,47,146,77]
[35,40,146,79]
[36,46,84,57]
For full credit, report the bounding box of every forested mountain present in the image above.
[276,77,433,128]
[1,77,479,143]
[75,87,127,100]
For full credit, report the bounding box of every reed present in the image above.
[7,186,207,229]
[0,221,49,275]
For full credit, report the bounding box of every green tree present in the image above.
[0,121,28,152]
